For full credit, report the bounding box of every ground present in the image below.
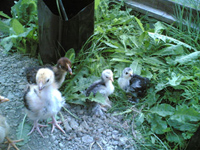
[0,47,136,150]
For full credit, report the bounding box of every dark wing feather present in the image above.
[129,74,150,96]
[85,80,105,96]
[23,86,31,110]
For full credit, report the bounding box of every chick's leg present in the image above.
[28,120,47,138]
[5,137,23,150]
[49,116,65,134]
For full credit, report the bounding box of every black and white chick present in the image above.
[118,67,150,103]
[85,69,115,116]
[24,68,65,138]
[25,57,72,89]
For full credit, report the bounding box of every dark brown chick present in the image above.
[25,57,72,89]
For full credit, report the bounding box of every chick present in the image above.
[118,67,150,103]
[24,68,65,138]
[86,69,115,116]
[25,57,72,88]
[0,99,23,150]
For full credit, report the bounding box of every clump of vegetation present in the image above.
[0,0,38,56]
[63,0,200,149]
[1,0,200,149]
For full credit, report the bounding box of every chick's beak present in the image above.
[66,63,73,75]
[110,77,114,82]
[38,82,44,91]
[129,71,133,77]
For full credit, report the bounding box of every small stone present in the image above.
[69,119,79,130]
[59,143,64,148]
[82,135,93,143]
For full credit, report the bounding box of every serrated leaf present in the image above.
[148,32,196,51]
[167,72,183,86]
[150,104,175,117]
[170,105,200,122]
[152,44,184,56]
[168,119,198,132]
[175,51,200,65]
[147,114,168,134]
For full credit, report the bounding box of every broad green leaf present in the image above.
[168,119,198,132]
[11,19,24,35]
[143,57,167,67]
[0,20,10,34]
[170,105,200,122]
[150,104,175,117]
[152,44,184,56]
[166,132,184,144]
[148,32,196,51]
[147,114,168,134]
[175,51,200,65]
[130,59,142,75]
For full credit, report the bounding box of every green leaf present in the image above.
[170,105,200,122]
[149,104,175,117]
[130,59,142,75]
[0,11,11,19]
[168,119,198,132]
[167,72,183,86]
[154,21,166,33]
[65,48,75,64]
[148,32,196,51]
[11,19,24,35]
[0,20,10,34]
[16,114,31,146]
[134,17,144,32]
[147,114,168,134]
[175,51,200,65]
[152,44,184,56]
[95,0,100,10]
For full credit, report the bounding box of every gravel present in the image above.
[0,47,136,150]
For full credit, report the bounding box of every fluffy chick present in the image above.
[86,69,115,116]
[25,57,72,88]
[0,100,22,150]
[118,67,150,103]
[24,68,65,138]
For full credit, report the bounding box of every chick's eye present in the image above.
[106,76,108,78]
[125,72,128,75]
[46,79,50,83]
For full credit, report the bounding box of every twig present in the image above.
[62,106,80,120]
